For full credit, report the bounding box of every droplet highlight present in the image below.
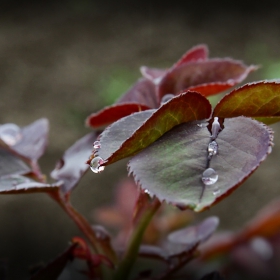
[212,188,221,196]
[202,168,218,185]
[161,94,175,104]
[0,123,22,146]
[208,141,218,157]
[93,140,101,149]
[90,156,105,173]
[211,117,221,140]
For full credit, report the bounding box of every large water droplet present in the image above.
[0,123,22,146]
[211,117,221,140]
[161,94,175,104]
[208,141,218,157]
[201,168,218,185]
[90,157,105,173]
[93,140,101,149]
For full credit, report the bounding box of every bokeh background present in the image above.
[1,1,280,279]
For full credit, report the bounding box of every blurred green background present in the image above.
[1,1,280,279]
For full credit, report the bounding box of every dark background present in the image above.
[1,1,280,279]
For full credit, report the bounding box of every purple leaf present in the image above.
[128,117,273,211]
[0,119,49,161]
[51,132,97,194]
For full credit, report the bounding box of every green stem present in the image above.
[113,196,161,280]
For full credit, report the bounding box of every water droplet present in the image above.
[90,157,105,173]
[268,145,272,154]
[208,141,218,157]
[161,94,175,104]
[93,140,101,149]
[197,123,203,127]
[0,123,22,146]
[211,117,221,140]
[144,189,153,196]
[212,188,221,196]
[202,168,218,185]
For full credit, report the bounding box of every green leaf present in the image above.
[128,117,273,212]
[213,80,280,124]
[97,91,212,165]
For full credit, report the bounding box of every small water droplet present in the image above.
[250,237,273,260]
[268,145,272,154]
[211,117,221,140]
[212,188,221,196]
[202,168,218,185]
[208,141,218,157]
[144,189,153,196]
[161,94,175,104]
[197,123,203,127]
[90,157,105,173]
[93,140,101,149]
[0,123,22,146]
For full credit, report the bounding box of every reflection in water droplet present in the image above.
[211,117,221,140]
[161,94,175,104]
[0,123,22,146]
[93,141,101,149]
[202,168,218,185]
[208,141,218,157]
[90,157,105,173]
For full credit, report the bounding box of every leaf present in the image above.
[85,103,150,129]
[51,132,97,193]
[116,78,158,108]
[158,59,257,100]
[213,80,280,124]
[0,175,62,194]
[30,244,76,280]
[128,117,273,212]
[140,44,209,83]
[0,119,49,161]
[0,149,30,177]
[96,91,211,165]
[167,216,219,256]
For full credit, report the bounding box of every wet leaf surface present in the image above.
[128,117,273,212]
[0,175,62,194]
[158,59,256,99]
[86,103,150,129]
[213,81,280,124]
[0,149,30,177]
[97,92,211,165]
[51,132,97,193]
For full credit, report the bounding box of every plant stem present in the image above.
[113,195,161,280]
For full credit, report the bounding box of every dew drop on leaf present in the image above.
[93,140,101,149]
[211,117,221,140]
[201,168,218,185]
[90,156,105,173]
[208,140,218,157]
[0,123,22,146]
[160,94,175,104]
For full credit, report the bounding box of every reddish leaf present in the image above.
[128,117,273,212]
[172,44,209,68]
[116,78,158,108]
[96,91,211,165]
[0,119,49,161]
[86,103,150,129]
[213,80,280,124]
[140,66,167,82]
[158,59,256,99]
[30,243,76,280]
[0,175,62,194]
[51,132,97,193]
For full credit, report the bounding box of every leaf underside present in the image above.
[128,117,273,212]
[213,81,280,124]
[97,91,212,165]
